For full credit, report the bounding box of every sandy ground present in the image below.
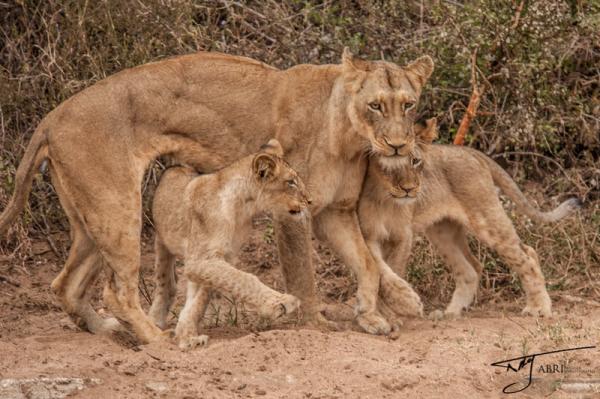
[1,231,599,398]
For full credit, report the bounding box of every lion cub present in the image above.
[359,119,580,319]
[149,139,311,349]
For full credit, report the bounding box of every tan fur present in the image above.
[0,50,433,341]
[149,140,309,349]
[359,119,580,318]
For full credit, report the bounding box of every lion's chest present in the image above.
[307,154,367,214]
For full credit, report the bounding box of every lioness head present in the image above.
[252,139,312,216]
[342,48,434,165]
[375,118,437,203]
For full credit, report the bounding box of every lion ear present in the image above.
[342,47,371,71]
[252,153,278,181]
[342,47,356,67]
[342,47,369,90]
[405,56,434,86]
[416,117,438,144]
[260,139,284,158]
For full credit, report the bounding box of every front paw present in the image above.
[302,311,340,331]
[522,305,552,318]
[427,309,461,321]
[356,311,391,335]
[178,334,209,351]
[522,293,552,317]
[260,293,301,320]
[379,272,424,317]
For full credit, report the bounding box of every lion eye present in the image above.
[411,158,422,168]
[368,102,382,112]
[404,101,415,112]
[287,179,297,188]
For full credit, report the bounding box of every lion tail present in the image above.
[474,151,582,223]
[0,125,49,235]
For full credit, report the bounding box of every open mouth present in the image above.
[288,209,302,215]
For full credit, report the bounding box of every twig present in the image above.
[511,0,526,30]
[454,50,484,145]
[138,275,152,305]
[146,352,163,362]
[505,315,535,337]
[442,0,464,7]
[557,294,600,308]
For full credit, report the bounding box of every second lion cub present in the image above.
[360,119,580,319]
[149,139,311,349]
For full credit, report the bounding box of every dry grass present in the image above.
[1,1,598,303]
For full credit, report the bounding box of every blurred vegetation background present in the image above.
[1,0,598,305]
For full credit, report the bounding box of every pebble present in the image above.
[145,381,169,393]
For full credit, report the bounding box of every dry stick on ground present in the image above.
[454,50,484,145]
[558,294,600,308]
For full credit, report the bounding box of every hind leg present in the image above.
[469,208,551,317]
[148,237,178,329]
[96,218,168,343]
[50,158,166,343]
[51,241,122,334]
[49,168,122,334]
[425,220,481,318]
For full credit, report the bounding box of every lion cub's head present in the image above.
[374,118,437,203]
[252,139,311,217]
[341,48,434,166]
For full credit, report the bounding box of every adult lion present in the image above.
[0,49,432,343]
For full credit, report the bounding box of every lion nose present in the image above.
[383,136,406,153]
[400,185,418,194]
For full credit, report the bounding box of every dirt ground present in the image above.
[1,224,599,399]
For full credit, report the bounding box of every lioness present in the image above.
[149,139,308,349]
[0,49,431,342]
[359,119,580,318]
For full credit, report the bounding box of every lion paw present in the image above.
[522,305,552,318]
[303,311,340,331]
[428,310,444,321]
[148,306,168,330]
[90,317,126,335]
[379,272,424,317]
[522,294,552,317]
[428,309,461,321]
[356,312,391,335]
[178,335,209,351]
[102,317,126,332]
[259,293,300,320]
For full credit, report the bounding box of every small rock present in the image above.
[256,389,267,395]
[145,381,169,393]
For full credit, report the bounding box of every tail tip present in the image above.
[566,197,583,210]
